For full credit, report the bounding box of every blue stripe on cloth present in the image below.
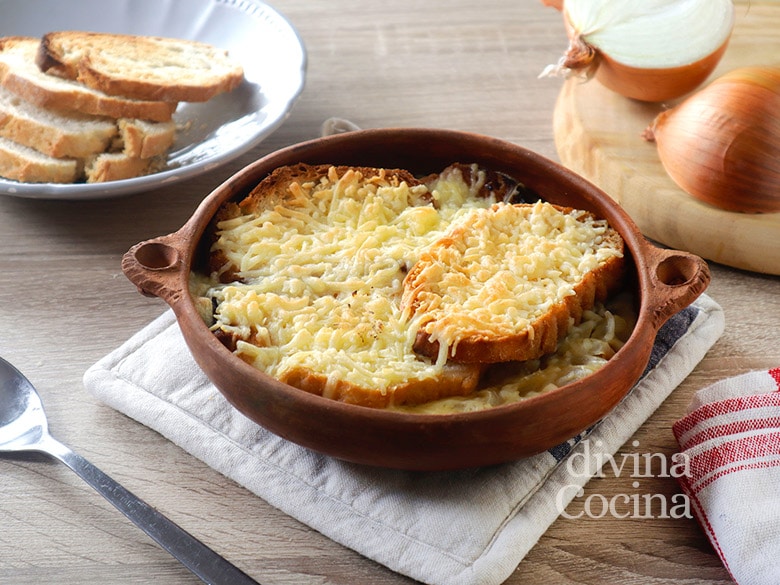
[547,304,700,462]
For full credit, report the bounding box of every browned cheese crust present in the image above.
[403,204,626,364]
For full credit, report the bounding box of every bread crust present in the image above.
[403,204,626,364]
[0,135,79,183]
[281,361,483,408]
[0,37,177,122]
[38,32,244,103]
[84,152,163,183]
[116,118,176,158]
[0,84,116,158]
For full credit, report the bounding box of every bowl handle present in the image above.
[121,229,192,306]
[643,245,711,330]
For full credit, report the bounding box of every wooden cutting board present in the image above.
[553,0,780,275]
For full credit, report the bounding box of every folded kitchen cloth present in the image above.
[84,294,723,585]
[673,367,780,585]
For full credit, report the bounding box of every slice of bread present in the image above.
[38,31,244,103]
[0,84,116,158]
[115,118,176,158]
[0,132,166,185]
[0,135,79,183]
[0,37,177,122]
[84,152,164,183]
[242,162,422,212]
[402,202,626,364]
[280,361,483,408]
[0,82,175,184]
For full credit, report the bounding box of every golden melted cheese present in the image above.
[193,165,631,408]
[402,201,624,356]
[198,165,499,396]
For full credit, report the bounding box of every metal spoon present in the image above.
[0,357,259,585]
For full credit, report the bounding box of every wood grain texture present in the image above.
[553,0,780,275]
[0,0,777,583]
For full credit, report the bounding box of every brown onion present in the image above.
[542,0,735,102]
[644,66,780,214]
[539,0,563,10]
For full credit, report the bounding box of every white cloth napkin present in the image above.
[84,294,723,585]
[673,367,780,585]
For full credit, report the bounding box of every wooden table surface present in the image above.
[1,1,778,583]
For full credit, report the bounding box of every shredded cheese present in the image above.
[403,201,624,354]
[192,164,631,408]
[390,294,636,413]
[198,165,498,395]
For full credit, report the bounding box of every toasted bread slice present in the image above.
[281,361,483,408]
[0,84,116,158]
[38,31,244,103]
[115,118,176,158]
[0,134,165,185]
[402,202,625,364]
[0,135,80,183]
[0,37,177,122]
[240,162,422,214]
[84,152,164,183]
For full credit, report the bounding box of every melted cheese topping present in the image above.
[391,294,636,414]
[194,165,630,408]
[198,165,498,396]
[403,201,623,355]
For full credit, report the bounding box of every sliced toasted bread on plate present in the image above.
[0,135,79,183]
[38,31,244,102]
[0,83,116,158]
[0,35,189,185]
[0,37,177,122]
[115,118,176,158]
[84,151,165,183]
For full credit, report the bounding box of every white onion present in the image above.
[542,0,735,102]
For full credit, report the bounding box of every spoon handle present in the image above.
[41,435,259,585]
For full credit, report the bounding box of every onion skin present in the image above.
[559,3,733,102]
[592,40,730,103]
[644,67,780,214]
[540,0,563,10]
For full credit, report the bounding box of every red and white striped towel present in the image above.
[673,368,780,585]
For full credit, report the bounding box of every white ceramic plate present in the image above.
[0,0,306,200]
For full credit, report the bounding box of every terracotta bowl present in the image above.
[122,128,710,471]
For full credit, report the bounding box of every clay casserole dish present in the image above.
[122,128,710,471]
